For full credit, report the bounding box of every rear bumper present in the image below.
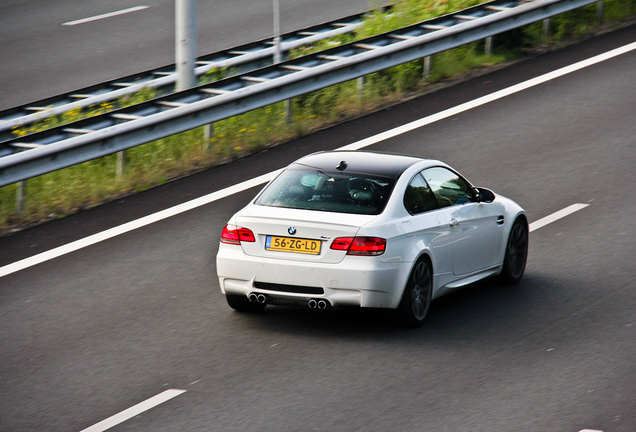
[216,246,407,309]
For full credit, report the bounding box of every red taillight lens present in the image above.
[330,237,353,251]
[330,237,386,256]
[221,224,255,245]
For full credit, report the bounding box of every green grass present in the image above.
[1,0,634,234]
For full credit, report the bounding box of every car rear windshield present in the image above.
[255,168,395,215]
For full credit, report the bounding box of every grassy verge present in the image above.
[1,0,634,235]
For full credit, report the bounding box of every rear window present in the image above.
[255,168,395,215]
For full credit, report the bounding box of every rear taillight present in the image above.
[221,224,255,245]
[330,237,386,256]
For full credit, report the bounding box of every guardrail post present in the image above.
[485,37,493,55]
[203,123,214,151]
[16,180,26,215]
[423,56,432,80]
[116,151,126,178]
[597,0,604,25]
[357,76,365,102]
[284,100,293,124]
[542,18,551,39]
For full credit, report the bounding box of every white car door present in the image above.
[445,201,504,275]
[422,167,503,276]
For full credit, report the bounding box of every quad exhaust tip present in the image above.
[308,299,330,309]
[248,293,268,304]
[248,294,329,308]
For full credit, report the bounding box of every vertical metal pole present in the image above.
[176,0,197,91]
[542,18,551,40]
[273,0,282,64]
[597,0,604,25]
[273,0,290,123]
[116,151,126,178]
[423,56,431,80]
[203,123,214,152]
[16,180,26,215]
[357,76,365,103]
[485,36,493,55]
[284,99,292,124]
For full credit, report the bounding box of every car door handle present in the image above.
[496,215,505,225]
[449,218,459,228]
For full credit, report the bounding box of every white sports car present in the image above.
[216,151,528,326]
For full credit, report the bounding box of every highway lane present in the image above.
[0,26,635,432]
[0,0,381,111]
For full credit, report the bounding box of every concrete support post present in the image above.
[16,180,26,215]
[176,0,197,91]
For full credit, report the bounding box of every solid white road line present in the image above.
[78,389,186,432]
[2,41,634,278]
[63,6,149,26]
[338,41,636,152]
[0,171,280,278]
[529,203,589,232]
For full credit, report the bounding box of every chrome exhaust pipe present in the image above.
[317,300,328,310]
[308,299,318,309]
[248,293,259,303]
[257,294,267,304]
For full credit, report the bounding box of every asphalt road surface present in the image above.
[0,25,634,432]
[0,0,382,110]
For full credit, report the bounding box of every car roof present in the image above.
[290,151,439,179]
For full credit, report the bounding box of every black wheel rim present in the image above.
[507,223,528,279]
[411,262,432,320]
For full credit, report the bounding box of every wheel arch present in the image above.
[514,213,529,230]
[394,251,434,307]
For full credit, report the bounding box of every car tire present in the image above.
[396,258,433,327]
[500,218,528,284]
[226,294,266,312]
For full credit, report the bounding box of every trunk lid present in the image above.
[235,204,377,264]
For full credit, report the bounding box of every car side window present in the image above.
[422,167,475,208]
[404,174,438,215]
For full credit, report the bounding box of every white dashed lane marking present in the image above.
[63,6,149,26]
[529,203,589,232]
[78,389,186,432]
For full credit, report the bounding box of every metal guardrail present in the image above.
[0,10,368,138]
[0,0,599,188]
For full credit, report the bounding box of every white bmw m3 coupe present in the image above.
[216,151,528,326]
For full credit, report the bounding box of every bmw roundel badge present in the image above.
[288,227,296,235]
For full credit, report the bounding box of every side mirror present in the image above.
[475,187,495,203]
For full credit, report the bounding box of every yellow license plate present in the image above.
[265,236,321,255]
